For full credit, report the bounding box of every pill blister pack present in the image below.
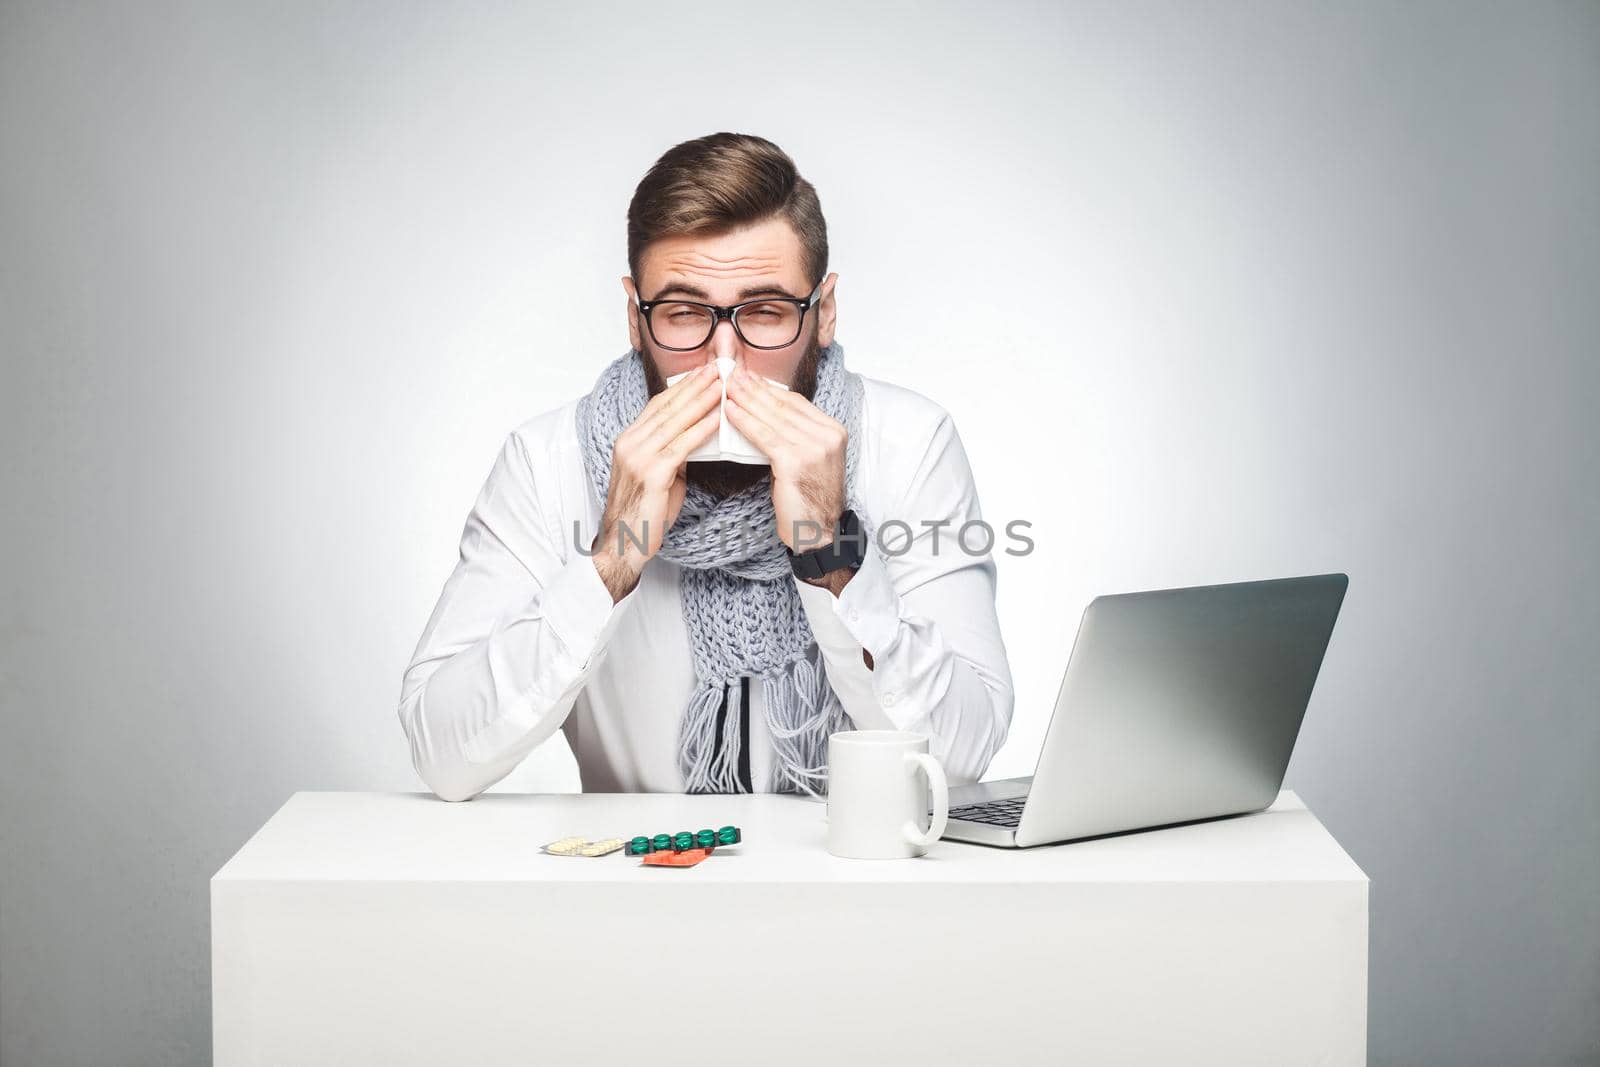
[541,836,628,857]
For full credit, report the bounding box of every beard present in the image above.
[640,333,825,500]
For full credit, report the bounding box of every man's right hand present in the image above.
[591,360,723,603]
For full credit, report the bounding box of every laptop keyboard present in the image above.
[942,796,1027,828]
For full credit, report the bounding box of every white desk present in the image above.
[212,790,1367,1066]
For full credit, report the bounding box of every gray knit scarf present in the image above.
[574,340,870,795]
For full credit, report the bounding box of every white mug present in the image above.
[826,730,949,859]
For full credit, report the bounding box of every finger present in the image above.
[641,366,723,450]
[663,404,722,465]
[635,362,720,438]
[763,382,843,437]
[726,367,812,437]
[638,362,719,430]
[646,385,721,459]
[723,388,795,457]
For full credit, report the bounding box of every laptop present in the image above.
[940,573,1348,848]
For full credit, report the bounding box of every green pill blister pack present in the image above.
[624,825,742,856]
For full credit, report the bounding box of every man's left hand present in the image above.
[724,362,846,556]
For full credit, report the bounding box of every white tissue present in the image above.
[663,356,789,464]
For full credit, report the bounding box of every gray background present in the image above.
[2,1,1596,1064]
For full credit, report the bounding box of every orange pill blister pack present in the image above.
[640,847,713,868]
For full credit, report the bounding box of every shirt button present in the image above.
[882,692,897,706]
[848,609,860,622]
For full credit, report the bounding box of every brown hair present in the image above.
[627,132,828,291]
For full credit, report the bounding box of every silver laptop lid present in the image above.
[1015,573,1348,847]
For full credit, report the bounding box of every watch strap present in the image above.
[786,508,865,581]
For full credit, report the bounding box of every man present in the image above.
[398,132,1014,801]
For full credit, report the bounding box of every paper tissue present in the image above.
[663,356,790,464]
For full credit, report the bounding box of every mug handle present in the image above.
[901,752,949,849]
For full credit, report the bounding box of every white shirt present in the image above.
[398,370,1015,801]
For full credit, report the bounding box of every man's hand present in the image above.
[591,362,722,602]
[724,361,848,555]
[725,361,871,669]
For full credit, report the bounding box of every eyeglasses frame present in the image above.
[635,279,824,351]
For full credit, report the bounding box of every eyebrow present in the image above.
[647,282,804,303]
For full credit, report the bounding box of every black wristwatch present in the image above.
[786,508,866,582]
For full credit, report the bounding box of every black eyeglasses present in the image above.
[636,281,822,351]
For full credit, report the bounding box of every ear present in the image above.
[816,272,839,348]
[621,275,642,351]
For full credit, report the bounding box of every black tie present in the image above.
[711,676,754,793]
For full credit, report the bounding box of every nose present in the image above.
[705,313,743,363]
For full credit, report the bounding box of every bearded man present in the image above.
[399,132,1014,800]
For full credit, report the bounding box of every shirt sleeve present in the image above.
[793,412,1015,785]
[397,430,640,801]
